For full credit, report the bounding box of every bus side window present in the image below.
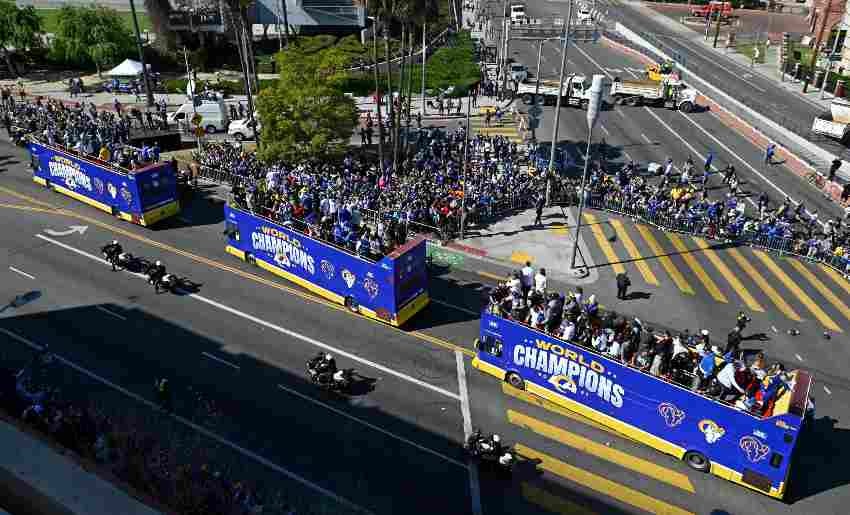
[478,335,503,358]
[224,221,240,241]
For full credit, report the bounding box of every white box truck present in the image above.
[812,98,850,144]
[515,75,593,108]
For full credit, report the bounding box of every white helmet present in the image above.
[492,434,500,443]
[325,353,333,360]
[112,240,118,245]
[155,260,162,266]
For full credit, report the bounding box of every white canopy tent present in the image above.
[104,59,151,77]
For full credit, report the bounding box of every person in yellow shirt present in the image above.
[98,145,110,162]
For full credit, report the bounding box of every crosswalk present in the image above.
[469,109,524,143]
[503,384,697,515]
[579,213,849,332]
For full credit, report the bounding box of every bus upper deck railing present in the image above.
[28,138,162,176]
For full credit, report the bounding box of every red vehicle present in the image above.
[691,1,733,19]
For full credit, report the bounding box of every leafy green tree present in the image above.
[51,5,135,75]
[0,0,42,77]
[256,39,359,163]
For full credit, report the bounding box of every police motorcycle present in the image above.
[306,353,354,392]
[138,259,199,294]
[101,241,139,271]
[464,429,517,472]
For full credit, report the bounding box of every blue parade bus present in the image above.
[473,312,813,499]
[223,204,429,327]
[28,141,180,226]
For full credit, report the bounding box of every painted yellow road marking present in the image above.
[0,188,476,357]
[692,239,764,312]
[753,250,841,332]
[521,482,597,515]
[583,213,625,274]
[634,224,695,295]
[502,384,621,437]
[608,219,659,286]
[819,264,850,297]
[477,270,507,282]
[511,251,534,264]
[508,410,695,493]
[727,248,801,322]
[515,445,695,515]
[787,259,850,326]
[666,234,727,303]
[551,223,569,235]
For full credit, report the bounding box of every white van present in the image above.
[509,63,528,83]
[510,3,526,21]
[228,115,261,141]
[577,3,593,24]
[167,99,229,134]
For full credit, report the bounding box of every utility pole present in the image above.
[183,47,201,152]
[532,39,544,141]
[712,10,722,48]
[546,0,574,205]
[236,14,259,148]
[821,26,844,98]
[803,0,833,93]
[460,94,471,239]
[372,19,386,172]
[421,22,427,115]
[569,74,605,276]
[128,0,154,107]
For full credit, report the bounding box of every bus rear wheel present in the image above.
[506,372,524,390]
[683,451,710,472]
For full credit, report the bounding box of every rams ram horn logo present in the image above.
[341,269,356,288]
[739,436,770,463]
[107,182,117,199]
[657,402,685,428]
[363,277,379,299]
[698,419,726,444]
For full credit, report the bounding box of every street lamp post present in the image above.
[569,74,605,275]
[546,0,574,205]
[531,39,544,141]
[460,93,472,239]
[128,0,154,108]
[821,25,846,99]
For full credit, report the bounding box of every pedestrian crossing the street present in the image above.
[469,108,524,143]
[578,213,849,332]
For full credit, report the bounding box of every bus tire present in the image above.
[506,372,525,390]
[683,451,710,472]
[246,253,256,265]
[344,296,359,313]
[679,101,694,113]
[522,93,534,105]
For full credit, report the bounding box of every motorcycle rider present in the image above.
[332,368,349,389]
[147,260,167,293]
[102,240,123,270]
[476,433,502,457]
[309,352,337,384]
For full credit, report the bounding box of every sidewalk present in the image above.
[0,418,161,515]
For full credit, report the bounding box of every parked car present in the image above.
[509,63,529,83]
[227,116,261,141]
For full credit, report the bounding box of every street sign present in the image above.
[528,104,543,118]
[191,113,203,126]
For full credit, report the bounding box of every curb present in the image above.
[445,241,489,257]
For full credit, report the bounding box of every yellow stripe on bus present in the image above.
[608,219,659,285]
[583,213,625,274]
[515,445,696,515]
[667,234,728,303]
[786,259,850,326]
[508,410,695,493]
[692,238,764,312]
[634,224,695,295]
[726,248,801,322]
[752,251,841,332]
[521,483,597,515]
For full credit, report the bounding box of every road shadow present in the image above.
[787,415,850,502]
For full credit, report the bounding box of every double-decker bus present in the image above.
[28,141,180,226]
[223,204,429,327]
[473,312,813,498]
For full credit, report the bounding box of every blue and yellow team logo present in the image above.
[698,419,726,444]
[548,374,577,394]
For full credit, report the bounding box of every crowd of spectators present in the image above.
[0,350,310,515]
[487,262,797,419]
[1,97,163,171]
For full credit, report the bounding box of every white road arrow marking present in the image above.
[44,225,88,237]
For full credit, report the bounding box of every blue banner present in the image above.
[225,205,428,326]
[29,142,179,225]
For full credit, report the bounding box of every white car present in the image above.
[577,4,593,24]
[228,117,260,141]
[510,3,526,21]
[509,63,529,83]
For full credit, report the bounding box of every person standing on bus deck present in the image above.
[520,261,534,299]
[616,271,631,299]
[726,326,742,357]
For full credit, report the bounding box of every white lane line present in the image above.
[671,38,766,92]
[0,327,374,515]
[641,133,653,144]
[824,385,832,395]
[201,351,241,370]
[34,234,462,402]
[678,111,827,228]
[96,306,127,321]
[616,109,626,118]
[276,383,464,468]
[795,353,804,362]
[456,351,483,515]
[433,298,479,316]
[599,124,610,136]
[9,266,35,280]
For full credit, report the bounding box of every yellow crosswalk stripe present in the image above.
[515,445,695,515]
[634,224,695,295]
[786,259,850,326]
[508,410,695,493]
[727,248,801,321]
[608,219,659,286]
[819,264,850,297]
[502,383,621,438]
[583,213,625,274]
[692,239,764,312]
[666,234,728,303]
[752,251,841,332]
[551,223,569,235]
[521,483,597,515]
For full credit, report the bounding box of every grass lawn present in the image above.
[35,8,152,35]
[736,43,767,64]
